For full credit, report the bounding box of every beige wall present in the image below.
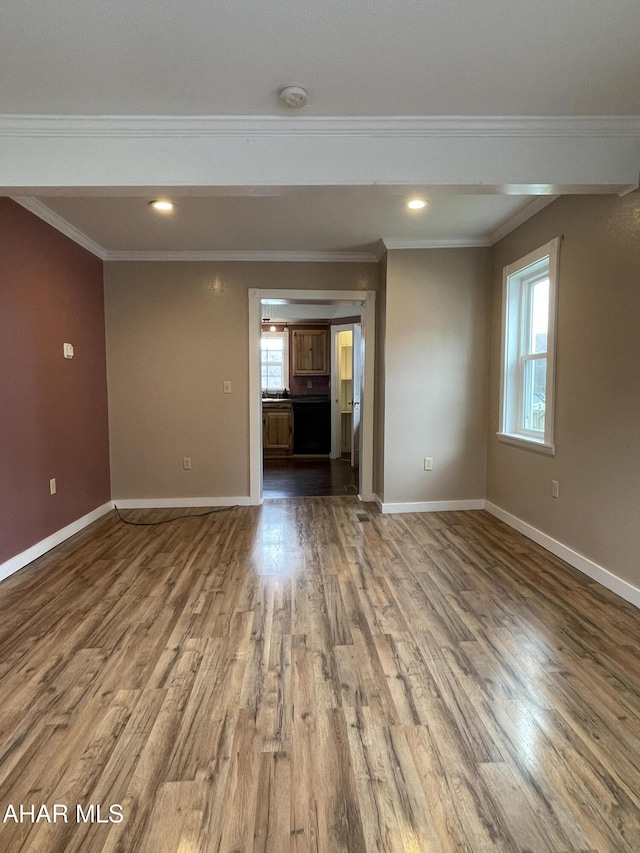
[487,192,640,586]
[104,261,377,499]
[382,248,491,504]
[373,253,387,498]
[103,195,640,592]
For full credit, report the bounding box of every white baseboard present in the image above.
[485,501,640,610]
[114,496,253,509]
[374,497,485,515]
[5,494,636,614]
[0,501,114,584]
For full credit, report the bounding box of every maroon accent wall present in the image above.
[0,199,111,565]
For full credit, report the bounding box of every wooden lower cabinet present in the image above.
[262,403,293,457]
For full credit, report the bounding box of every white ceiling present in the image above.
[2,0,639,256]
[261,303,362,322]
[1,0,639,116]
[29,189,540,258]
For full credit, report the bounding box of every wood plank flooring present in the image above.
[263,458,359,497]
[1,498,640,851]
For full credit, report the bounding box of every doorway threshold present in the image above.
[263,457,358,499]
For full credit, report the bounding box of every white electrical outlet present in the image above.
[424,457,433,471]
[552,479,559,498]
[223,380,231,394]
[183,457,192,471]
[49,478,57,495]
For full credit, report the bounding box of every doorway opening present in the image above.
[249,289,375,503]
[262,457,359,499]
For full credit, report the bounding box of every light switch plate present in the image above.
[63,343,74,359]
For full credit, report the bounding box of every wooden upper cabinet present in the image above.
[291,329,329,375]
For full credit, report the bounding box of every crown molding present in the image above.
[619,183,640,197]
[374,240,387,261]
[2,114,639,139]
[383,238,492,250]
[11,197,107,259]
[103,250,379,262]
[488,195,560,244]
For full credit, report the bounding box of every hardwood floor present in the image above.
[263,457,359,498]
[1,498,640,851]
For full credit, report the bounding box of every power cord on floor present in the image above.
[114,504,238,527]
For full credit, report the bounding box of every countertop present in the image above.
[262,395,329,404]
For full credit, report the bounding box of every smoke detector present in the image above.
[278,86,309,108]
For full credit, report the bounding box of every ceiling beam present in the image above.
[1,115,638,193]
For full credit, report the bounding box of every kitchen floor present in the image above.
[263,457,359,498]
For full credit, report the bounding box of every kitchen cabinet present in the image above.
[262,402,293,456]
[291,329,328,375]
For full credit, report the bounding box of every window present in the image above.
[499,237,559,454]
[260,331,289,392]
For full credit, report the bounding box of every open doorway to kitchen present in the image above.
[261,316,361,498]
[248,289,375,503]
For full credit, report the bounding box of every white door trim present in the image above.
[249,289,376,504]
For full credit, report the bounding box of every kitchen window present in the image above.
[260,331,289,392]
[498,237,559,454]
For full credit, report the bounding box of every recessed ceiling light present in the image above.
[149,200,175,212]
[407,198,427,211]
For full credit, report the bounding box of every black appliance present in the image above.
[292,396,331,454]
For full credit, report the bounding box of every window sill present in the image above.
[496,432,555,456]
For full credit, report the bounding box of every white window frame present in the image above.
[498,237,559,455]
[260,330,289,393]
